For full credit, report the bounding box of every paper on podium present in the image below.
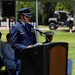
[33,43,42,47]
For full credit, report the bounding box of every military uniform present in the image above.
[10,8,37,75]
[10,19,36,60]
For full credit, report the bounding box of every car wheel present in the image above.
[49,23,57,30]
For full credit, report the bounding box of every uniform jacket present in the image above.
[0,40,4,58]
[2,42,15,60]
[1,42,16,68]
[10,20,37,60]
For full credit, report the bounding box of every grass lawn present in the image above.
[0,26,75,75]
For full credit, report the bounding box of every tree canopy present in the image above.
[16,1,73,25]
[55,2,73,14]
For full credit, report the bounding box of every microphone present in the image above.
[34,28,45,34]
[34,28,50,42]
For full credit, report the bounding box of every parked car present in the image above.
[48,10,74,30]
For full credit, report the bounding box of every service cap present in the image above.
[17,8,32,17]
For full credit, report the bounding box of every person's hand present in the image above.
[27,45,34,48]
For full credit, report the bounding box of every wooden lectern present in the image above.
[43,42,68,75]
[21,42,68,75]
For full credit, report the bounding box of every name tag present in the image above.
[20,32,25,34]
[20,30,25,34]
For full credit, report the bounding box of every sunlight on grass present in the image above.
[0,30,9,42]
[1,66,6,71]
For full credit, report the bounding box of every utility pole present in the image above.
[73,2,75,30]
[0,1,2,26]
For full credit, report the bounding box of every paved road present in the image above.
[0,27,9,30]
[0,26,69,30]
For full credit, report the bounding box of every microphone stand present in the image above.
[41,33,50,42]
[34,28,50,42]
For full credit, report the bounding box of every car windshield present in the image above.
[55,11,70,22]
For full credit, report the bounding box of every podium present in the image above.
[21,45,43,75]
[43,42,68,75]
[21,42,68,75]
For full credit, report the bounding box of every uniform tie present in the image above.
[24,23,30,36]
[25,23,29,31]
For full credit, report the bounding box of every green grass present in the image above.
[0,30,9,42]
[0,26,75,75]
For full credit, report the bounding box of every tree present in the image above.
[42,2,57,25]
[17,1,36,22]
[55,2,73,15]
[17,1,57,25]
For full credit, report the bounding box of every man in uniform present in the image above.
[43,31,54,44]
[10,8,37,75]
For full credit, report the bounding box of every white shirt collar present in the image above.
[19,19,26,26]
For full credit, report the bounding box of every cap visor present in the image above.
[22,13,32,17]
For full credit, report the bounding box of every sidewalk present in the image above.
[0,27,9,30]
[0,26,69,31]
[0,27,50,30]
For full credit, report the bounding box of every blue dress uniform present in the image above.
[10,8,37,75]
